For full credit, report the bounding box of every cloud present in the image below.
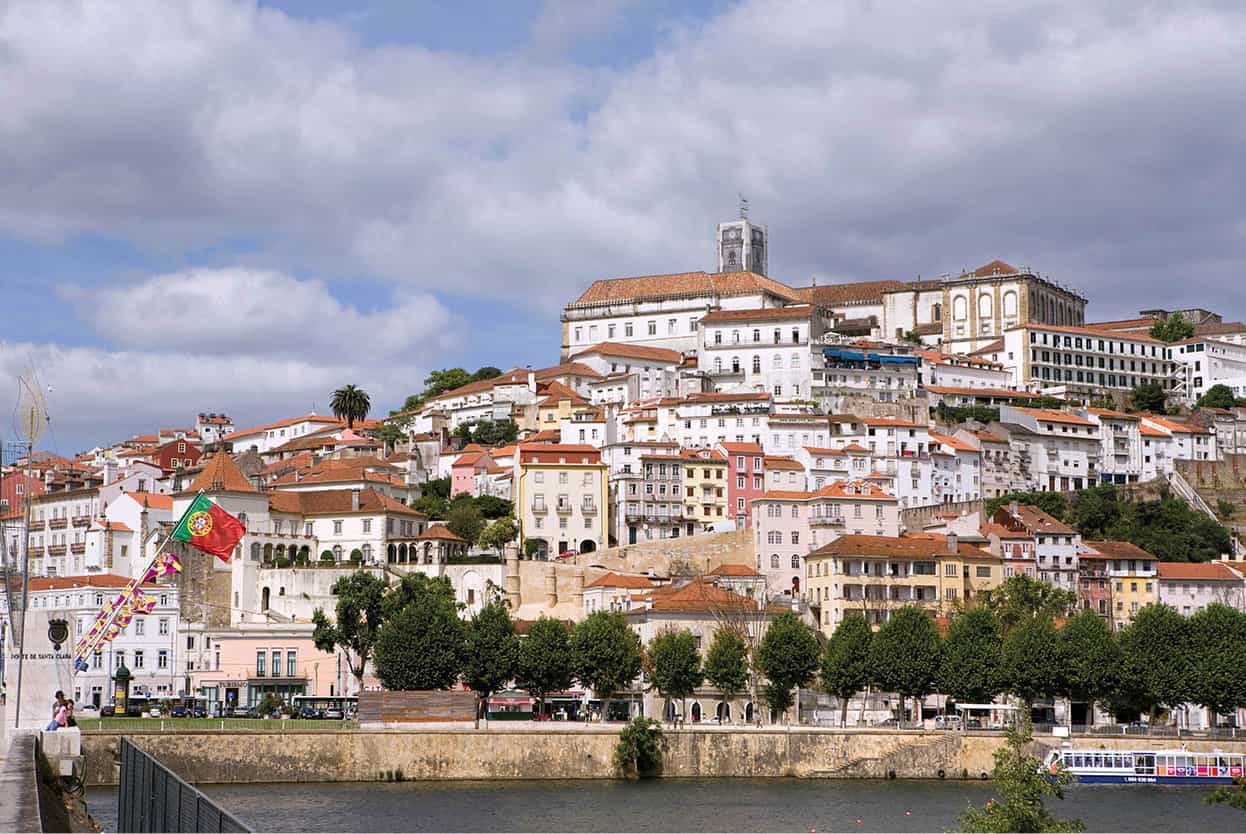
[530,0,640,49]
[2,0,1243,321]
[60,268,460,360]
[0,339,426,453]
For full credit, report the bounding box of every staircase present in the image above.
[1168,468,1245,558]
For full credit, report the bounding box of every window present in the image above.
[770,554,779,569]
[158,618,169,635]
[272,650,282,678]
[133,650,145,669]
[333,520,343,534]
[791,555,800,569]
[976,566,992,578]
[945,563,957,577]
[647,321,657,336]
[157,650,168,669]
[362,518,372,533]
[256,650,266,677]
[287,650,297,678]
[791,532,800,545]
[134,619,145,636]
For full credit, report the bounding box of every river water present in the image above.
[87,778,1246,832]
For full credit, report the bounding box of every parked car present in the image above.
[192,706,208,719]
[873,717,900,728]
[934,715,962,730]
[323,707,345,720]
[76,704,100,719]
[170,705,189,718]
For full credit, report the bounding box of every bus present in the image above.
[290,695,357,720]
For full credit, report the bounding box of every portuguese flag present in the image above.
[172,494,245,562]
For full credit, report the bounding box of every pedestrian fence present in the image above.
[117,737,251,833]
[81,718,356,733]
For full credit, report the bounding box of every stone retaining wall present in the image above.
[81,728,1246,787]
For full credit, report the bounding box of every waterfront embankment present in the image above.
[80,726,1246,787]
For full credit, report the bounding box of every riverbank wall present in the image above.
[80,727,1246,787]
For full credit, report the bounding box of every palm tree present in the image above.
[330,385,371,428]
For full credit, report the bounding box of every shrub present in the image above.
[276,556,292,568]
[350,548,364,563]
[320,550,335,563]
[614,717,664,779]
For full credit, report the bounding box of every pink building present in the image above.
[190,628,344,712]
[717,442,765,529]
[450,446,495,496]
[0,471,45,514]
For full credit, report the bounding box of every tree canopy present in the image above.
[999,615,1061,704]
[939,607,1002,704]
[1150,312,1194,343]
[372,574,465,691]
[867,606,940,720]
[311,571,388,686]
[330,384,371,428]
[478,515,518,553]
[819,612,873,726]
[978,574,1077,635]
[453,418,519,446]
[515,617,573,713]
[1064,484,1232,562]
[1057,610,1121,722]
[399,366,506,412]
[645,629,704,712]
[1187,603,1246,718]
[756,612,820,719]
[703,628,750,713]
[462,603,519,714]
[1129,382,1168,414]
[570,611,644,715]
[1197,384,1242,410]
[445,499,485,544]
[1118,604,1192,719]
[985,491,1068,520]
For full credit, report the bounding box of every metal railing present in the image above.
[118,737,251,833]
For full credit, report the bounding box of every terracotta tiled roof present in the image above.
[862,417,927,429]
[633,577,783,614]
[841,443,869,453]
[535,362,603,381]
[970,339,1005,355]
[104,521,133,532]
[585,572,656,589]
[718,441,765,454]
[267,488,425,518]
[1010,322,1165,344]
[537,380,590,406]
[417,524,465,542]
[803,446,846,456]
[679,448,726,462]
[1194,321,1246,337]
[1139,424,1170,438]
[271,435,338,454]
[974,430,1008,444]
[1085,407,1139,421]
[518,444,603,465]
[764,456,804,471]
[671,391,771,405]
[928,431,979,453]
[261,452,314,476]
[964,259,1019,278]
[810,534,995,559]
[520,430,564,445]
[757,489,814,501]
[1141,415,1210,435]
[1009,407,1094,427]
[121,492,174,510]
[27,574,162,592]
[186,450,258,493]
[999,504,1076,536]
[1157,562,1242,581]
[230,414,343,439]
[570,271,802,306]
[1083,540,1158,561]
[269,456,405,488]
[570,342,682,364]
[981,522,1032,540]
[698,304,815,324]
[792,279,906,307]
[707,563,762,577]
[813,480,895,500]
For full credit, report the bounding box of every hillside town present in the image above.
[5,216,1246,731]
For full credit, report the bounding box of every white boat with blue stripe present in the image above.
[1044,747,1246,785]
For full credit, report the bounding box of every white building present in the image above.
[698,305,820,399]
[225,414,344,456]
[1170,337,1246,404]
[1001,323,1178,401]
[994,406,1101,492]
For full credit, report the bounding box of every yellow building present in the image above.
[806,533,1004,634]
[536,381,598,428]
[1082,540,1159,630]
[680,448,728,531]
[515,444,609,559]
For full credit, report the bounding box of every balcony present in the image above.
[48,518,67,530]
[72,516,91,528]
[811,515,846,527]
[581,501,598,515]
[70,543,86,555]
[531,501,548,514]
[47,544,67,556]
[555,502,573,515]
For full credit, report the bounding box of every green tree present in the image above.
[999,616,1060,706]
[445,500,485,544]
[703,627,749,722]
[523,538,544,559]
[570,611,643,719]
[475,495,514,520]
[1198,384,1239,410]
[939,607,1002,704]
[1150,312,1194,343]
[756,612,820,721]
[373,577,465,690]
[453,419,519,446]
[645,629,704,719]
[472,366,503,382]
[867,606,940,723]
[515,617,573,715]
[985,492,1067,520]
[1057,610,1121,726]
[957,718,1083,833]
[423,368,474,399]
[330,384,371,428]
[614,717,664,779]
[1066,484,1126,539]
[478,515,518,554]
[1187,603,1246,720]
[373,421,405,452]
[979,574,1077,635]
[311,571,388,689]
[1118,603,1192,721]
[1207,778,1246,810]
[463,603,519,717]
[1129,382,1167,414]
[819,612,873,727]
[1217,499,1236,521]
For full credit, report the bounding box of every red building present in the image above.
[716,442,765,529]
[154,438,203,474]
[0,471,45,513]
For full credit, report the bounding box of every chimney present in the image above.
[103,460,118,486]
[351,489,360,511]
[527,370,536,393]
[1009,500,1019,516]
[947,532,958,554]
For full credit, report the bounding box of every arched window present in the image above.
[732,330,740,344]
[361,544,372,563]
[791,554,800,569]
[1003,290,1018,317]
[752,329,761,343]
[714,356,723,373]
[732,356,741,373]
[953,296,967,321]
[978,293,993,319]
[931,303,942,322]
[772,354,782,368]
[236,512,247,529]
[250,543,261,562]
[791,531,800,545]
[752,356,761,373]
[261,587,270,610]
[770,554,779,569]
[332,545,343,562]
[790,352,800,369]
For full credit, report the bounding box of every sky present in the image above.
[2,0,1244,454]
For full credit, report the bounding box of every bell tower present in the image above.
[717,197,768,275]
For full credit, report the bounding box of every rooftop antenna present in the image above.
[739,194,749,220]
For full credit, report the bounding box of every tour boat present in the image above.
[1044,747,1246,784]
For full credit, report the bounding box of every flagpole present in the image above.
[73,491,204,664]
